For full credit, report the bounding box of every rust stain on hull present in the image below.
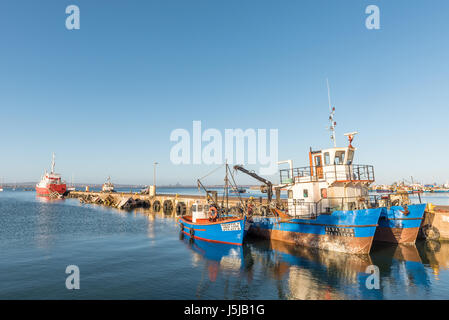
[373,227,419,244]
[249,227,374,255]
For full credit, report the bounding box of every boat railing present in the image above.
[286,195,374,219]
[368,193,413,206]
[286,199,319,219]
[280,164,375,184]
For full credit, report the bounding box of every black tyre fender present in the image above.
[176,202,187,216]
[163,200,173,214]
[152,200,161,212]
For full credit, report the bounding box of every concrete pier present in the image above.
[67,190,278,217]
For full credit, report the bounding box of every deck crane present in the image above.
[233,165,291,219]
[233,165,273,203]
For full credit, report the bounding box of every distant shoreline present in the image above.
[1,184,258,189]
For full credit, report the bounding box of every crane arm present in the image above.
[233,165,273,202]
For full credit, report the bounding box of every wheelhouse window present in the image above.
[192,205,197,212]
[324,152,330,165]
[288,190,293,199]
[334,151,345,165]
[346,150,354,165]
[303,189,308,198]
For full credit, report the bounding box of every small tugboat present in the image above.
[101,176,115,192]
[179,164,248,246]
[35,153,66,197]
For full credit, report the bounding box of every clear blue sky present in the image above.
[1,0,448,185]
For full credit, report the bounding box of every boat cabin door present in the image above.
[314,155,323,179]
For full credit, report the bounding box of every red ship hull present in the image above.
[36,184,67,196]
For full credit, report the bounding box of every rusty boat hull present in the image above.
[248,208,382,254]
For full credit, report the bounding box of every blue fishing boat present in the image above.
[244,130,425,251]
[178,164,248,246]
[234,130,383,254]
[179,207,247,246]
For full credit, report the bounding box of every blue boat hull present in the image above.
[374,203,426,244]
[248,208,382,254]
[179,216,247,246]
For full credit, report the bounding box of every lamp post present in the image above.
[153,162,158,188]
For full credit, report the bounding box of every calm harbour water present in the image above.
[1,190,449,300]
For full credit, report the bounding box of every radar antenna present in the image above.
[344,132,358,148]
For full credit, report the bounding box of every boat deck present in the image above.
[180,215,243,225]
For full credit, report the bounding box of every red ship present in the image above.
[36,153,66,197]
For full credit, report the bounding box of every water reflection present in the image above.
[145,212,156,240]
[250,239,379,299]
[180,234,256,299]
[35,195,65,249]
[417,240,449,277]
[181,234,247,278]
[370,243,431,298]
[8,191,449,299]
[35,195,65,204]
[65,198,449,299]
[180,231,446,299]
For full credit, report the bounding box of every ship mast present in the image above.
[326,79,337,147]
[51,153,55,174]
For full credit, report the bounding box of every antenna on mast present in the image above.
[326,79,337,147]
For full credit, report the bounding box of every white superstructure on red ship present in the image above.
[36,153,66,196]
